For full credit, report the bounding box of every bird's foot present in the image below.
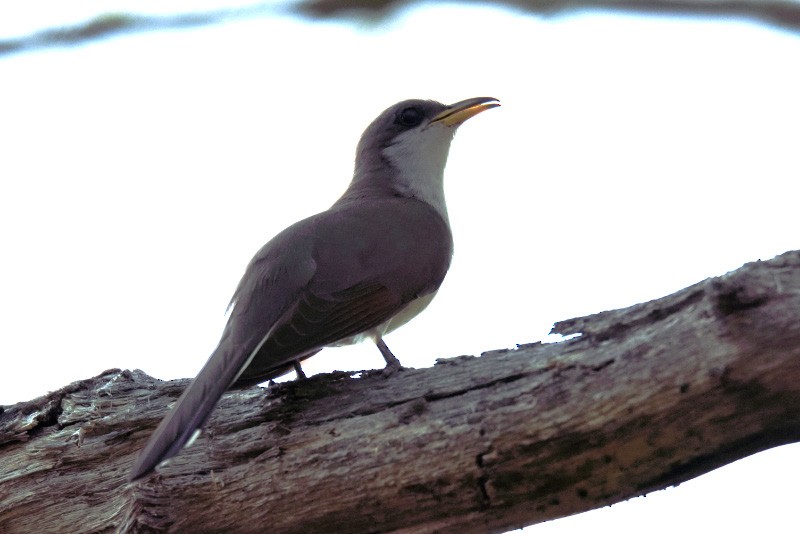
[293,360,307,380]
[381,361,403,377]
[376,338,404,377]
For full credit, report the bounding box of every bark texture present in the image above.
[1,250,799,533]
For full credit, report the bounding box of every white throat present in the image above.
[382,124,455,223]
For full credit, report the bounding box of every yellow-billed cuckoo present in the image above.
[129,97,499,481]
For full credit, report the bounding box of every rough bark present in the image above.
[1,250,799,533]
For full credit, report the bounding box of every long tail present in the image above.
[129,345,244,481]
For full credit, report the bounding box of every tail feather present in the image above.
[129,346,244,481]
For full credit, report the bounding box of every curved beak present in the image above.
[431,97,500,127]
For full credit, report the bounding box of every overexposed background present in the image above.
[1,2,798,531]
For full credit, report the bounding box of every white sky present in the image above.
[1,3,799,532]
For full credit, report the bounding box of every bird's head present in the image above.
[349,97,499,213]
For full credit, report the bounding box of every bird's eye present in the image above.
[396,107,424,127]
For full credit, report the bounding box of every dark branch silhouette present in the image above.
[2,0,799,58]
[0,5,279,57]
[298,0,800,31]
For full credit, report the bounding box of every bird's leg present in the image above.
[293,360,307,380]
[376,337,403,375]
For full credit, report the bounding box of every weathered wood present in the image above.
[1,250,799,533]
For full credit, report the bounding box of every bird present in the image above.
[129,96,500,481]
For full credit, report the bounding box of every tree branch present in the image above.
[297,0,800,31]
[1,250,799,533]
[2,0,799,58]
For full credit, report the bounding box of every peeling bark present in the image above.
[1,250,799,533]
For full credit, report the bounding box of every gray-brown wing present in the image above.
[234,198,453,385]
[233,281,404,386]
[129,280,402,480]
[129,198,452,480]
